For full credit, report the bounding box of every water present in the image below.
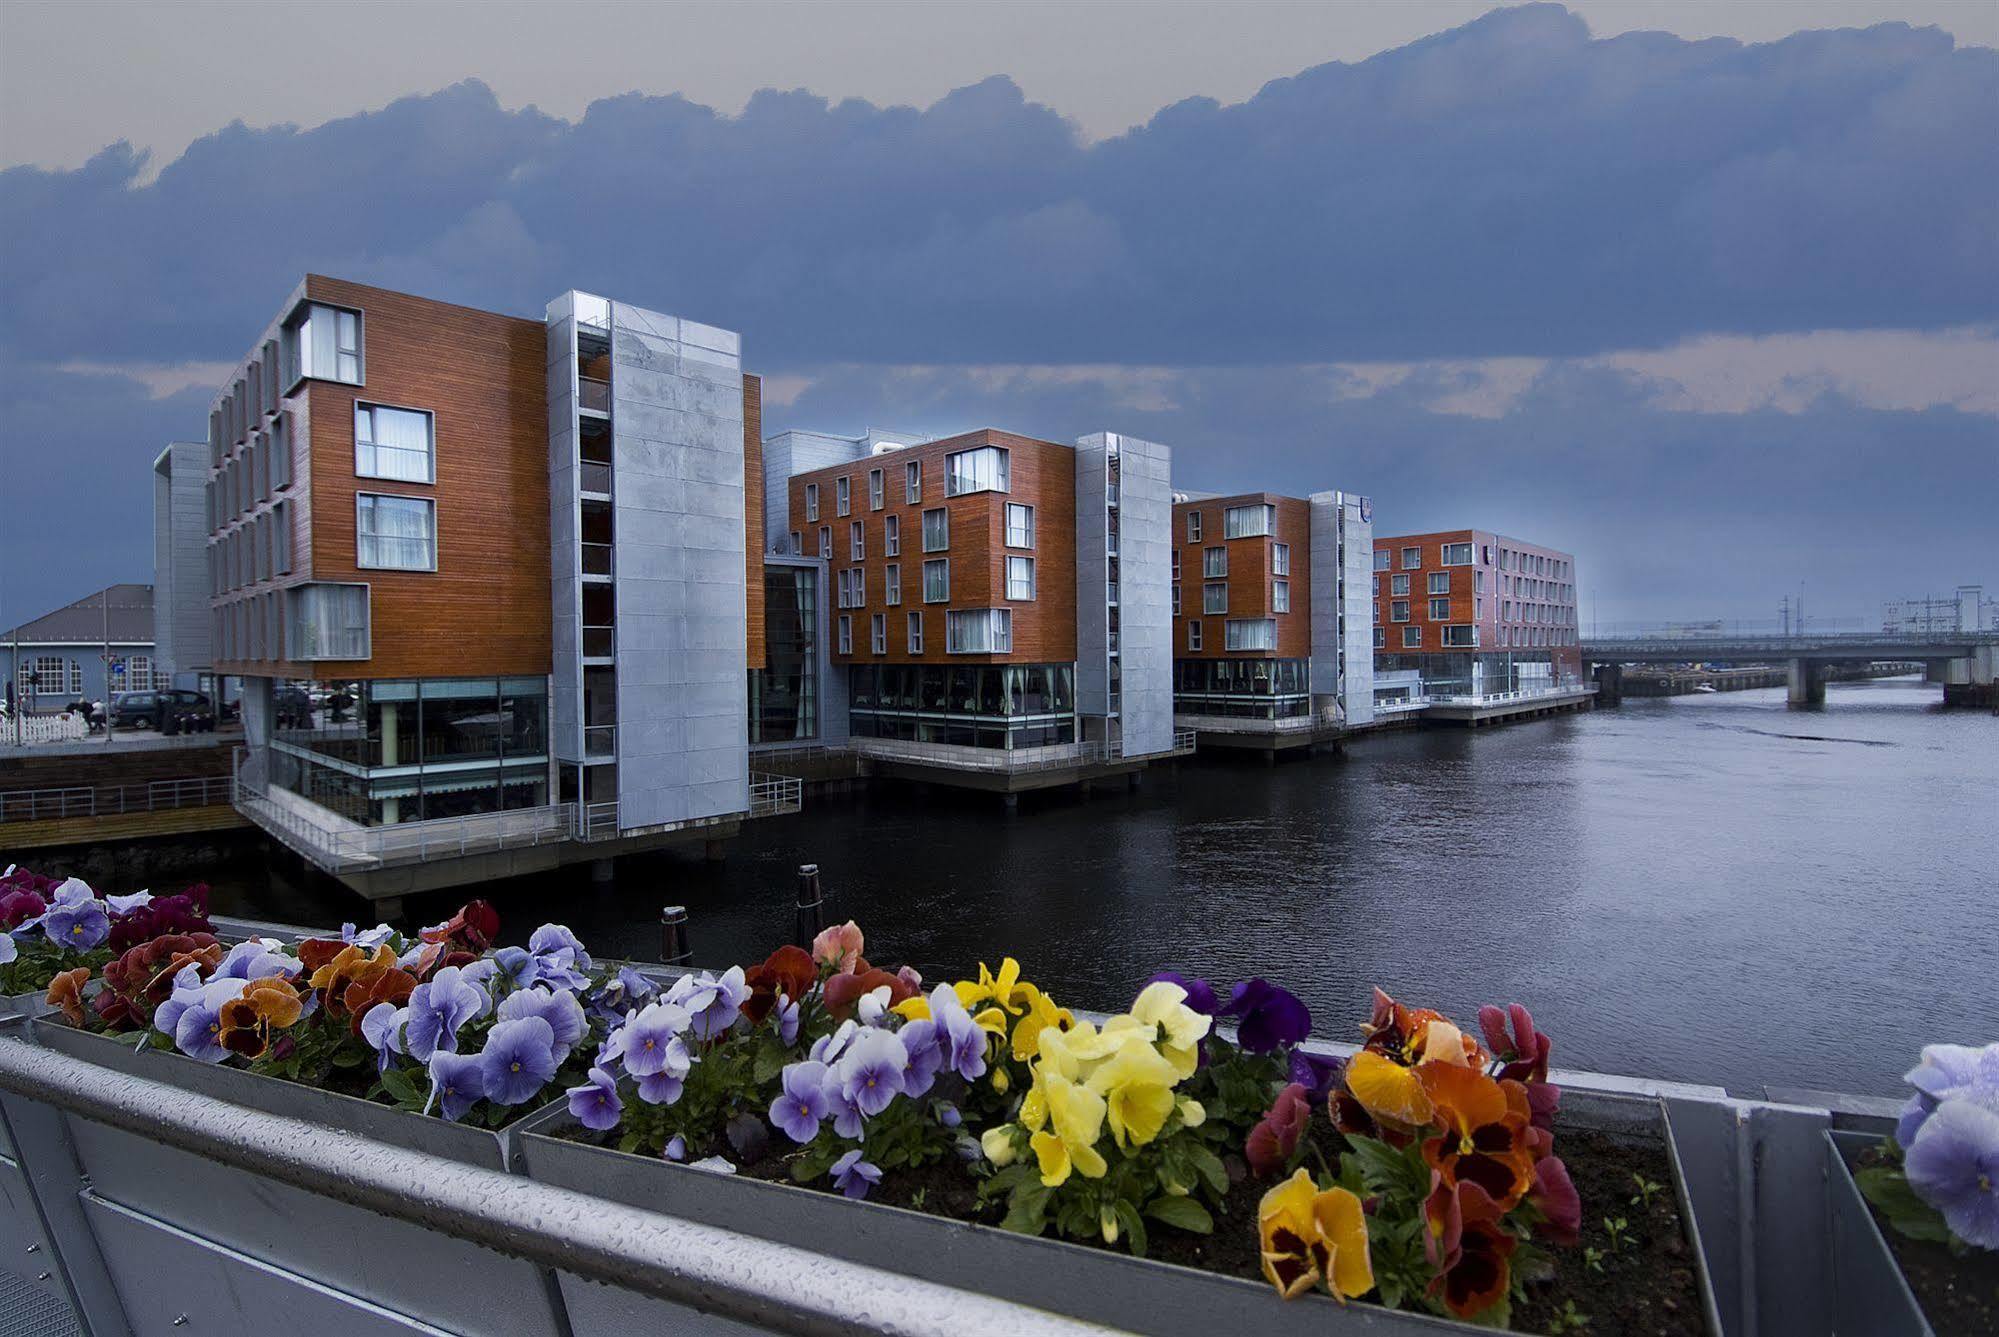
[173,677,1999,1098]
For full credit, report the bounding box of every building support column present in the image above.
[1786,659,1828,707]
[1592,662,1622,706]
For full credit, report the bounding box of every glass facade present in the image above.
[848,663,1076,748]
[1173,657,1309,719]
[268,676,548,824]
[1372,651,1577,697]
[750,566,819,744]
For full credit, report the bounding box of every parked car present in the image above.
[111,689,215,733]
[274,687,314,729]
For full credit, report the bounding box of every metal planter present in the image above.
[29,1017,568,1337]
[519,1087,1725,1336]
[1824,1128,1937,1336]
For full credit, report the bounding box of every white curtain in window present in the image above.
[357,405,433,482]
[359,495,435,570]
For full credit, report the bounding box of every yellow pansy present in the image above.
[1086,1035,1178,1149]
[1345,1049,1435,1126]
[981,1125,1020,1167]
[1030,1074,1109,1187]
[1177,1096,1207,1129]
[1259,1169,1373,1302]
[1420,1018,1473,1067]
[1009,985,1073,1060]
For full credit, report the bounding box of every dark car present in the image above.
[112,689,215,733]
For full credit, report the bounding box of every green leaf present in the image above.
[978,1162,1039,1201]
[752,1040,789,1084]
[378,1066,421,1106]
[1115,1200,1149,1257]
[1144,1195,1214,1234]
[998,1183,1052,1236]
[1856,1166,1955,1243]
[1345,1134,1425,1199]
[1186,1144,1230,1197]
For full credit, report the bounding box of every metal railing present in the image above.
[852,737,1117,774]
[584,724,616,758]
[1427,684,1597,707]
[1373,695,1434,714]
[749,772,803,818]
[1,774,235,823]
[577,801,620,839]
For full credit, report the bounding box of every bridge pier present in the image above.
[1592,662,1623,706]
[1786,659,1829,707]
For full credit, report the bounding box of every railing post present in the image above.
[794,864,825,948]
[659,905,692,967]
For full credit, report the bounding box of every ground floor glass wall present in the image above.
[847,663,1075,749]
[1172,657,1309,719]
[1370,651,1575,698]
[750,566,818,744]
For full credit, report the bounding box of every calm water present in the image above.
[183,677,1998,1098]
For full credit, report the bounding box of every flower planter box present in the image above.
[518,1086,1726,1336]
[1823,1127,1970,1337]
[29,1016,568,1337]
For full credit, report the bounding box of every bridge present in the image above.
[1580,630,1999,707]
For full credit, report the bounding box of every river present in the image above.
[102,676,1999,1099]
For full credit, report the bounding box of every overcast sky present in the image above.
[1,1,1994,630]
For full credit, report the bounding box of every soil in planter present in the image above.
[1853,1143,1999,1336]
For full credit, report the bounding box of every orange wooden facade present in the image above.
[1371,528,1579,672]
[1170,493,1311,659]
[743,373,766,670]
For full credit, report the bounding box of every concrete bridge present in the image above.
[1581,631,1999,707]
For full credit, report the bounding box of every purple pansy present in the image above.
[635,1068,687,1106]
[775,994,801,1046]
[670,966,750,1041]
[567,1066,623,1131]
[834,1027,908,1118]
[529,924,594,972]
[1289,1049,1345,1102]
[662,1135,687,1162]
[771,1060,831,1143]
[829,1148,882,1200]
[1148,971,1220,1016]
[1898,1042,1999,1146]
[0,935,15,967]
[213,939,300,981]
[1220,978,1312,1053]
[40,892,110,951]
[498,985,588,1061]
[152,964,207,1038]
[898,1019,943,1098]
[173,979,250,1063]
[361,1003,407,1072]
[1904,1097,1999,1250]
[104,890,153,915]
[479,1016,559,1106]
[810,1020,859,1067]
[620,1000,693,1077]
[427,1051,487,1122]
[404,966,491,1062]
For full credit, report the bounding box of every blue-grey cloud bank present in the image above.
[1,4,1994,625]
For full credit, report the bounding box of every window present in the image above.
[836,476,850,516]
[944,446,1009,496]
[1482,545,1493,565]
[923,558,950,603]
[1187,621,1203,651]
[284,303,362,386]
[1401,547,1421,570]
[357,494,436,570]
[850,521,864,560]
[838,615,852,655]
[1373,548,1390,571]
[1403,625,1421,648]
[1224,503,1275,538]
[1273,543,1291,576]
[1186,511,1203,542]
[1203,546,1227,578]
[1204,581,1228,614]
[1391,573,1410,596]
[1171,585,1181,615]
[906,612,924,653]
[1005,556,1035,601]
[1442,542,1473,566]
[836,568,857,609]
[274,499,293,574]
[884,563,901,606]
[1442,624,1477,647]
[946,608,1012,653]
[884,513,900,556]
[1428,572,1449,595]
[1225,618,1277,651]
[1274,580,1290,613]
[1373,626,1385,648]
[904,459,921,503]
[805,482,819,521]
[1005,503,1035,549]
[789,530,802,554]
[868,468,884,510]
[1429,597,1450,620]
[870,613,886,655]
[922,508,949,552]
[1391,600,1410,622]
[355,403,434,483]
[818,526,832,559]
[289,584,369,659]
[271,411,293,490]
[1475,570,1485,593]
[1170,549,1181,580]
[20,655,79,697]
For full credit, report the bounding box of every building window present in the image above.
[884,513,900,556]
[1442,624,1477,647]
[1273,543,1291,577]
[1401,546,1421,570]
[1403,625,1421,648]
[836,568,856,609]
[834,476,849,517]
[275,499,292,574]
[805,482,819,521]
[283,303,362,386]
[818,526,832,559]
[1428,572,1449,595]
[288,584,369,660]
[905,459,922,503]
[354,403,435,484]
[1274,580,1290,614]
[1005,556,1035,601]
[922,508,949,552]
[946,608,1012,653]
[1475,570,1486,593]
[1203,546,1227,578]
[944,446,1009,496]
[1186,511,1203,542]
[870,613,886,655]
[1442,542,1473,566]
[1187,621,1203,651]
[789,530,802,554]
[1005,502,1035,549]
[1204,581,1228,614]
[1391,573,1410,596]
[1391,600,1410,622]
[923,558,950,603]
[20,655,80,697]
[838,615,852,655]
[356,494,436,571]
[1225,618,1276,652]
[868,468,884,510]
[1171,584,1181,615]
[850,521,865,560]
[1373,626,1386,648]
[906,611,924,654]
[1170,548,1181,580]
[1224,503,1276,538]
[884,563,901,606]
[1429,597,1450,620]
[272,411,293,490]
[1373,548,1390,571]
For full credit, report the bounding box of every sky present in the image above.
[1,0,1994,631]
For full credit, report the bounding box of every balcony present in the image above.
[584,724,615,760]
[579,376,610,415]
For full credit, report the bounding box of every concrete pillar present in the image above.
[1592,662,1623,706]
[1002,792,1019,812]
[590,858,615,886]
[1786,659,1828,707]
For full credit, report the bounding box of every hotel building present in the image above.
[1369,529,1580,703]
[1168,490,1375,743]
